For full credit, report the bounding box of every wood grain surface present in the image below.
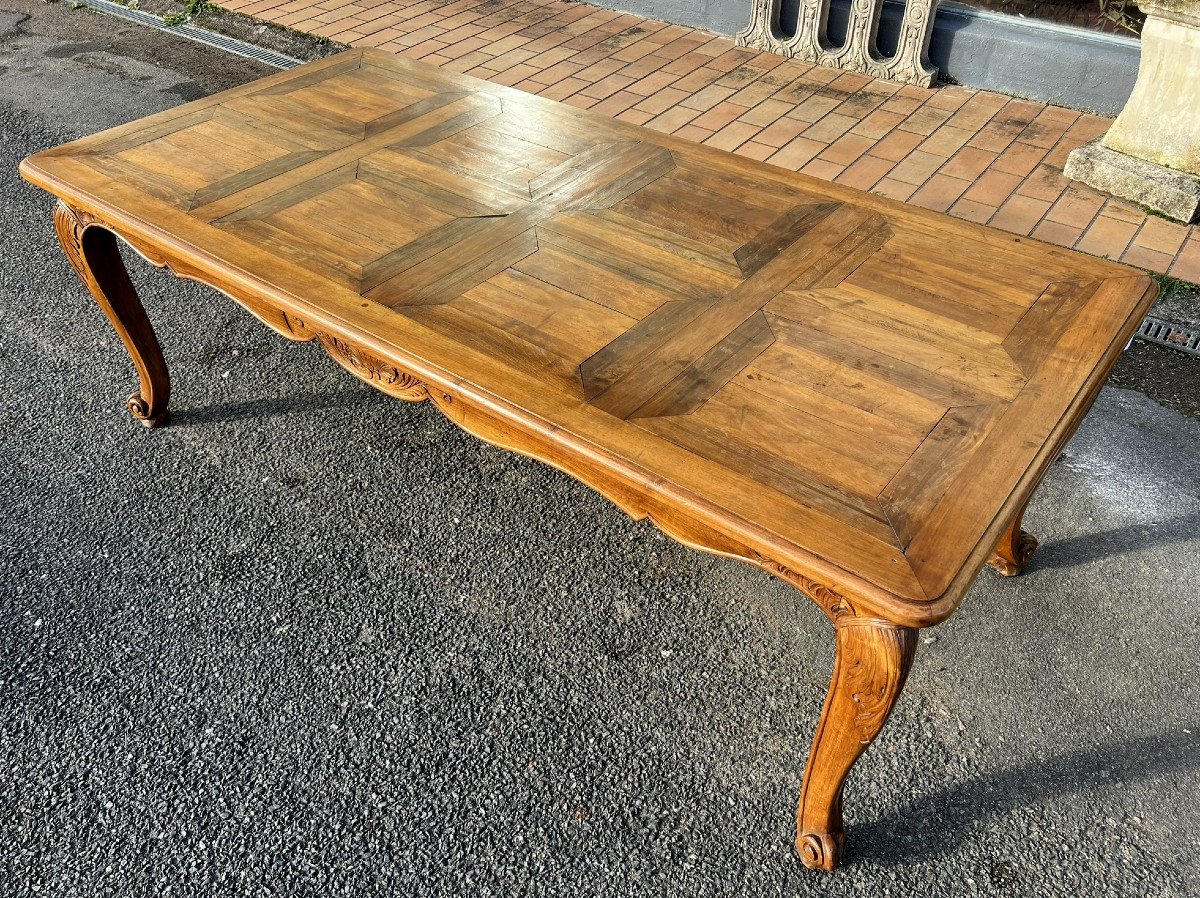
[21,49,1159,871]
[20,50,1157,626]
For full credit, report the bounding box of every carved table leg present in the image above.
[53,201,170,427]
[987,507,1038,576]
[796,617,917,871]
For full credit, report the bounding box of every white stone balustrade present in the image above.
[736,0,939,88]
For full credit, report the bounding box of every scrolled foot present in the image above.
[796,830,845,871]
[987,529,1038,577]
[127,391,169,428]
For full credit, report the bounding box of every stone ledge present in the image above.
[1065,138,1200,224]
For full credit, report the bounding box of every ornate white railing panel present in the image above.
[736,0,939,88]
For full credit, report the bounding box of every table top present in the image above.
[21,49,1156,623]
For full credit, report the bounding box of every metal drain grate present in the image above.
[1137,315,1200,357]
[80,0,301,68]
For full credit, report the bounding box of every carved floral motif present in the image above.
[750,551,858,621]
[53,201,97,274]
[840,620,917,739]
[286,318,430,402]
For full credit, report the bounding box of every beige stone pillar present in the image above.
[1065,0,1200,223]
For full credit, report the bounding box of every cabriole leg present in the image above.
[987,507,1038,576]
[53,200,170,427]
[796,617,917,871]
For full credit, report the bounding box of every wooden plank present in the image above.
[583,205,879,418]
[371,227,539,307]
[630,311,775,419]
[512,242,681,320]
[691,385,916,487]
[537,213,741,303]
[358,151,526,217]
[1003,279,1103,376]
[188,150,324,211]
[767,291,1027,399]
[401,300,583,392]
[736,340,948,436]
[870,244,1045,315]
[735,202,843,277]
[219,217,363,289]
[734,356,939,451]
[877,404,1004,550]
[812,281,1010,356]
[213,162,359,225]
[460,270,636,362]
[843,259,1024,337]
[217,96,366,148]
[613,171,783,250]
[441,126,571,179]
[766,314,1011,408]
[192,92,499,222]
[584,208,743,280]
[902,277,1153,596]
[86,109,215,156]
[638,406,897,542]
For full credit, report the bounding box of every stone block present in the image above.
[1065,138,1200,224]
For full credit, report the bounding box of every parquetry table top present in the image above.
[20,49,1156,627]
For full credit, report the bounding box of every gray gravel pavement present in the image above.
[2,3,1199,895]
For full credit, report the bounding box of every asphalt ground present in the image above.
[1,3,1199,895]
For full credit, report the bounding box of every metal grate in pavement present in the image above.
[80,0,300,68]
[1137,315,1200,357]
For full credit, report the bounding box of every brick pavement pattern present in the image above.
[219,0,1200,282]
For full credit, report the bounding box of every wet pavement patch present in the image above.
[43,38,108,57]
[0,9,28,39]
[162,79,206,100]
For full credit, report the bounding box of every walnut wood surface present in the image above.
[20,49,1159,871]
[20,48,1157,625]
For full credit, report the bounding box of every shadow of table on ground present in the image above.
[1033,511,1200,571]
[852,726,1200,867]
[169,386,389,427]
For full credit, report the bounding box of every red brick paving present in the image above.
[219,0,1199,280]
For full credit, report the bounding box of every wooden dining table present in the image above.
[20,48,1157,870]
